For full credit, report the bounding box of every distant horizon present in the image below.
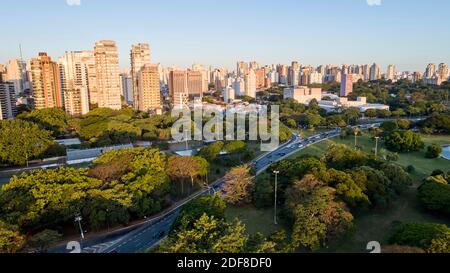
[1,0,449,72]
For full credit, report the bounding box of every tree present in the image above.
[428,232,450,253]
[286,175,353,251]
[397,119,411,130]
[0,222,25,253]
[380,163,412,194]
[222,165,255,205]
[253,173,274,208]
[0,120,54,166]
[380,120,398,133]
[167,156,201,195]
[389,223,450,249]
[158,214,248,253]
[198,141,224,161]
[425,144,442,159]
[24,230,62,253]
[384,130,424,152]
[173,195,226,231]
[18,108,70,137]
[417,176,450,216]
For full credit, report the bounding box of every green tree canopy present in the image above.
[0,120,54,166]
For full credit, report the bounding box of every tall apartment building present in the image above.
[289,61,300,86]
[30,53,63,109]
[187,70,203,96]
[369,63,381,81]
[58,51,92,116]
[237,61,249,76]
[425,63,436,79]
[340,74,353,97]
[0,82,16,120]
[137,64,162,112]
[438,63,449,80]
[5,59,25,96]
[169,70,189,108]
[386,65,395,81]
[94,40,122,110]
[255,68,266,90]
[244,69,256,98]
[120,72,133,104]
[130,43,151,110]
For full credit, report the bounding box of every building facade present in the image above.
[94,40,122,110]
[30,53,63,109]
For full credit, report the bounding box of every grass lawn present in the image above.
[225,206,281,236]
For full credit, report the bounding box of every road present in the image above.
[55,122,382,253]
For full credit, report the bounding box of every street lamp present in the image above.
[374,137,380,157]
[74,214,85,240]
[273,170,280,225]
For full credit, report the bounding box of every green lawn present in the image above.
[225,206,281,236]
[227,133,450,253]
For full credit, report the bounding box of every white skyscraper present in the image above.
[244,69,256,98]
[94,40,122,110]
[58,51,93,115]
[5,59,25,96]
[387,65,395,81]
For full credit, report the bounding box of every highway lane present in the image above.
[65,123,381,253]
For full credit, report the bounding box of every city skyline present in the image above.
[1,0,449,71]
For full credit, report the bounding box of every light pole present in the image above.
[74,214,85,240]
[273,170,280,225]
[375,137,380,157]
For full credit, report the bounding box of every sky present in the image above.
[1,0,449,72]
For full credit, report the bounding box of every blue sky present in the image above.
[1,0,449,72]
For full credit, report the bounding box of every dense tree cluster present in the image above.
[384,130,424,152]
[18,108,71,137]
[417,172,450,217]
[157,196,283,253]
[389,222,450,253]
[254,144,414,251]
[0,120,54,166]
[77,108,176,147]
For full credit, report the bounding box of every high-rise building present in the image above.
[289,61,300,86]
[387,65,395,81]
[340,74,353,97]
[255,68,266,90]
[237,61,249,76]
[5,59,25,96]
[137,64,162,112]
[425,63,436,79]
[94,40,122,110]
[187,70,203,96]
[120,72,133,104]
[58,51,93,116]
[0,82,16,120]
[369,63,381,81]
[130,43,151,110]
[244,69,256,98]
[169,70,188,108]
[438,63,449,80]
[30,53,63,110]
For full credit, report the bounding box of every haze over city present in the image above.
[1,0,449,71]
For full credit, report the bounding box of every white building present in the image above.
[284,86,322,105]
[244,69,256,98]
[5,59,25,96]
[223,86,235,103]
[58,51,93,115]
